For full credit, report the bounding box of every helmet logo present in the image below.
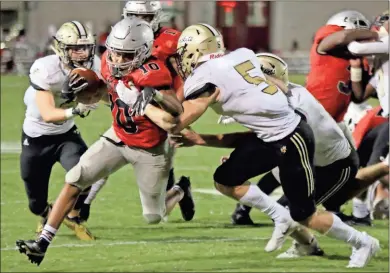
[179,36,193,43]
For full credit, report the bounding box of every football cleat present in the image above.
[16,239,48,266]
[177,176,195,221]
[231,203,255,225]
[347,232,380,268]
[277,239,325,259]
[79,203,91,222]
[265,220,300,252]
[63,216,95,241]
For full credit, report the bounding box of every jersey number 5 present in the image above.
[234,60,278,95]
[109,93,138,134]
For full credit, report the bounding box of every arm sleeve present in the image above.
[29,60,51,91]
[369,73,379,90]
[183,65,214,99]
[348,37,389,55]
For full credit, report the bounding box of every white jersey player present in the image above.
[20,21,104,241]
[168,23,379,268]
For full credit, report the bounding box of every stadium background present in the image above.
[1,1,389,272]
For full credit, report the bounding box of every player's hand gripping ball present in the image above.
[62,68,103,104]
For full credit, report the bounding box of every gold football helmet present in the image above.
[51,21,95,69]
[256,53,289,85]
[176,23,225,79]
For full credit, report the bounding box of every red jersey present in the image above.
[152,27,184,96]
[353,106,388,148]
[306,25,351,122]
[101,51,173,148]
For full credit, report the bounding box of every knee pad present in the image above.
[29,200,49,216]
[143,213,162,224]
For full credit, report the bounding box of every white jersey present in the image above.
[288,82,351,166]
[183,48,300,142]
[23,55,101,137]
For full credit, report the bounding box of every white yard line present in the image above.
[1,236,268,251]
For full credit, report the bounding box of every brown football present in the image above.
[70,68,103,104]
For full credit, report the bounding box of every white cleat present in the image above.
[265,221,299,252]
[277,239,324,259]
[347,232,380,268]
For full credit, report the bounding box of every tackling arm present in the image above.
[317,29,379,56]
[174,128,255,148]
[170,88,220,134]
[36,91,72,123]
[348,39,389,56]
[154,89,184,116]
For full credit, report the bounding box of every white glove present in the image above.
[217,115,236,125]
[116,80,139,107]
[74,102,99,118]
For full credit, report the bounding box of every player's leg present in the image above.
[16,128,128,265]
[79,177,108,221]
[213,133,299,252]
[130,142,171,224]
[56,127,103,240]
[353,122,389,224]
[231,171,281,225]
[20,132,56,235]
[164,144,195,221]
[278,121,379,268]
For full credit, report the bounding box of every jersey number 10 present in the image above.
[234,60,278,95]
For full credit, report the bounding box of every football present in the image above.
[70,68,103,104]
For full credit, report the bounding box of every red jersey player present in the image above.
[15,17,184,266]
[121,0,195,221]
[306,10,378,127]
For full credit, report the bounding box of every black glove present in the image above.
[131,86,156,116]
[61,73,88,101]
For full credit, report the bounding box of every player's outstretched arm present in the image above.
[348,39,389,56]
[170,89,219,134]
[170,128,254,149]
[144,104,178,131]
[317,29,379,56]
[154,89,184,116]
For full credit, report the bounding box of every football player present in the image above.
[80,0,195,222]
[225,53,388,259]
[305,10,381,224]
[19,21,105,241]
[164,24,379,268]
[16,17,183,266]
[346,15,389,222]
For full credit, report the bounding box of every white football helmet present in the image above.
[123,1,163,32]
[51,21,95,69]
[326,10,370,30]
[176,23,225,79]
[256,53,289,85]
[105,17,154,77]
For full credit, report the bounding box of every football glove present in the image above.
[72,103,99,118]
[131,86,157,116]
[115,80,139,107]
[61,73,88,101]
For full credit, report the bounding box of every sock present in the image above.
[84,178,107,205]
[39,224,57,245]
[239,184,292,224]
[240,172,282,215]
[352,198,370,218]
[325,213,364,248]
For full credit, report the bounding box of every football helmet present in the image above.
[372,10,389,28]
[105,17,154,77]
[326,10,370,30]
[51,21,95,69]
[123,1,163,32]
[256,53,289,85]
[176,23,225,79]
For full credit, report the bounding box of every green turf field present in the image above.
[1,75,388,272]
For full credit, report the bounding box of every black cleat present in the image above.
[16,239,47,266]
[350,214,372,226]
[177,176,195,221]
[79,203,91,222]
[231,203,255,225]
